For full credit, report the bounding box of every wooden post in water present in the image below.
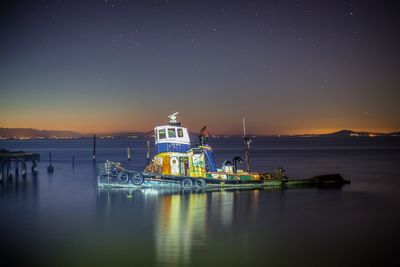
[22,161,27,178]
[31,160,38,175]
[72,156,75,168]
[14,160,19,177]
[92,134,96,161]
[146,140,150,163]
[127,146,131,161]
[7,160,11,178]
[47,152,54,173]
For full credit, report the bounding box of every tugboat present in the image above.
[98,113,350,189]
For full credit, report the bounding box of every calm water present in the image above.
[1,137,400,266]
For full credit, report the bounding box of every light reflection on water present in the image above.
[96,187,266,266]
[155,192,206,265]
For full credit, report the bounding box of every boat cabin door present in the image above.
[179,157,189,176]
[170,156,180,176]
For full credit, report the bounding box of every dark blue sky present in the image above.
[1,0,399,134]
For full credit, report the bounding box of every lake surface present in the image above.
[1,137,400,266]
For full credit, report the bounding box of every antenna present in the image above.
[168,112,179,123]
[199,125,207,145]
[242,117,246,136]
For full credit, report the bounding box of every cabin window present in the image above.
[177,128,184,137]
[158,129,166,139]
[168,128,176,138]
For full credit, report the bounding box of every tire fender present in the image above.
[130,171,144,185]
[182,178,193,188]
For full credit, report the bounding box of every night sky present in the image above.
[1,0,399,134]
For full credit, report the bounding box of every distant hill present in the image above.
[96,131,153,138]
[298,130,400,138]
[0,128,81,139]
[319,130,372,137]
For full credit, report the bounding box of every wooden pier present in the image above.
[0,149,40,180]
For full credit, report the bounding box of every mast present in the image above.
[242,117,251,173]
[242,117,246,136]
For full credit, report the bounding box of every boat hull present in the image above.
[97,170,350,189]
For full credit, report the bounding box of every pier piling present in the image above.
[146,140,150,163]
[47,152,54,173]
[14,160,19,177]
[127,146,131,161]
[7,161,11,178]
[1,150,40,178]
[22,161,27,178]
[32,160,38,176]
[92,134,96,161]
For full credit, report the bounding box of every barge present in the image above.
[98,113,350,189]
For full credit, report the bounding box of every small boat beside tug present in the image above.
[97,113,350,189]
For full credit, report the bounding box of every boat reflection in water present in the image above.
[96,187,262,266]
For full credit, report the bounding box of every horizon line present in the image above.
[1,126,399,136]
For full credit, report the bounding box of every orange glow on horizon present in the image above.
[1,106,398,136]
[0,120,398,136]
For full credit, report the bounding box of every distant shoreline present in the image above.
[1,132,400,141]
[1,127,399,140]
